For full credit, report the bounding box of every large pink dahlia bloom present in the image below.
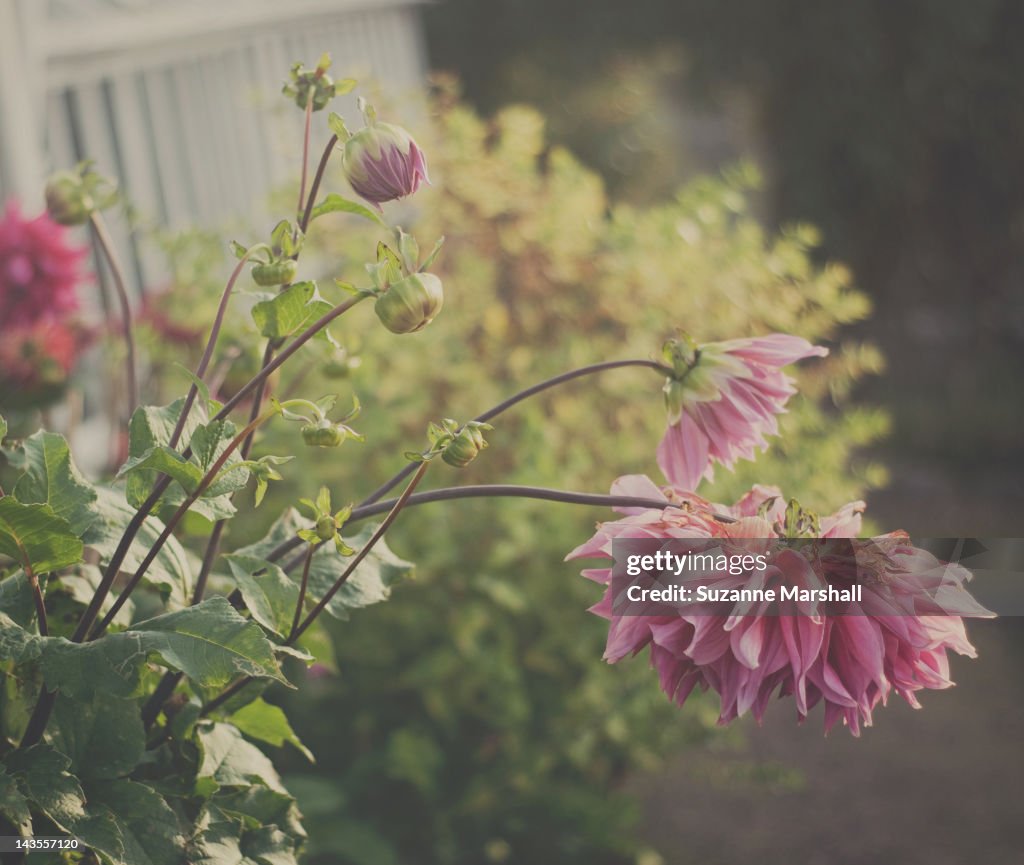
[658,334,827,491]
[567,475,992,735]
[0,201,87,328]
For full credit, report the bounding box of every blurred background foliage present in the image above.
[146,82,885,863]
[424,0,1024,525]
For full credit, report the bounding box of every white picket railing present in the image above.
[0,0,428,471]
[0,0,428,285]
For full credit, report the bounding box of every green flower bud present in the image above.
[442,424,488,468]
[44,171,93,226]
[252,259,298,287]
[374,272,444,334]
[302,421,344,448]
[315,515,337,542]
[282,55,340,112]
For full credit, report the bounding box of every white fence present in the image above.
[0,0,428,470]
[0,0,428,286]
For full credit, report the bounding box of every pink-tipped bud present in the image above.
[342,122,430,206]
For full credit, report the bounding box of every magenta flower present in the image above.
[0,201,87,328]
[342,122,430,207]
[657,334,828,491]
[0,321,90,408]
[567,476,992,735]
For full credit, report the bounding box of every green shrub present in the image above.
[261,92,888,864]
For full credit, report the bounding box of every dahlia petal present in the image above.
[719,334,829,366]
[657,414,709,492]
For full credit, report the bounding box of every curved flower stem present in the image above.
[169,251,255,448]
[299,134,338,234]
[346,485,736,525]
[360,358,672,507]
[25,564,48,638]
[296,96,314,227]
[18,567,54,748]
[71,253,254,646]
[89,211,138,422]
[90,407,279,639]
[209,294,368,423]
[199,461,430,718]
[71,478,172,646]
[289,545,315,640]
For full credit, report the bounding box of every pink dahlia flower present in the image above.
[567,476,992,735]
[0,201,87,328]
[0,321,90,408]
[658,334,827,491]
[342,122,430,208]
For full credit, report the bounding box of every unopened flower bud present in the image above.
[374,272,443,334]
[315,515,337,542]
[302,421,344,448]
[282,55,341,112]
[442,424,488,468]
[44,171,93,226]
[342,122,430,206]
[252,259,298,287]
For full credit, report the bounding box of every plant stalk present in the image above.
[360,358,671,506]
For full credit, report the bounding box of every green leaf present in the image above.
[225,555,299,639]
[0,497,83,574]
[118,444,204,496]
[234,510,414,621]
[241,825,300,865]
[196,723,287,796]
[48,694,145,780]
[41,599,286,698]
[189,420,249,498]
[0,765,30,832]
[0,415,7,441]
[84,779,186,865]
[251,281,337,344]
[124,401,198,506]
[376,242,404,284]
[419,234,446,272]
[214,786,305,838]
[190,804,300,865]
[133,597,288,689]
[9,431,98,536]
[172,362,222,414]
[303,522,414,621]
[122,398,240,517]
[309,193,386,227]
[327,112,350,140]
[334,78,357,96]
[230,698,314,762]
[0,611,42,663]
[42,632,147,700]
[4,744,87,831]
[0,570,37,627]
[82,487,193,607]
